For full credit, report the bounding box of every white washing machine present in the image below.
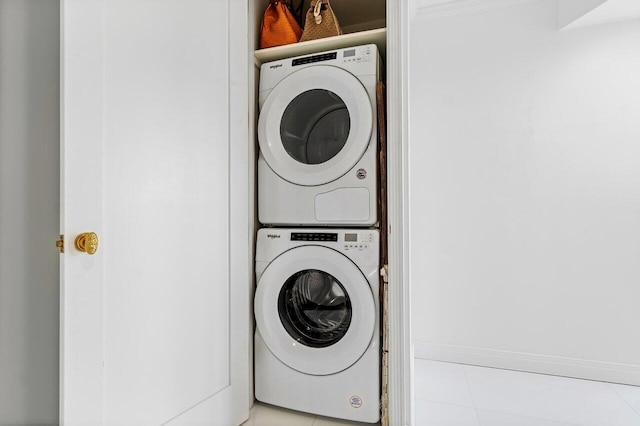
[254,228,380,423]
[258,44,381,226]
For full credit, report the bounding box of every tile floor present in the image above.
[414,360,640,426]
[243,360,640,425]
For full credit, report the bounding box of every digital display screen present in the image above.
[343,49,356,58]
[345,233,358,242]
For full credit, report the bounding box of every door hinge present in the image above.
[56,234,64,254]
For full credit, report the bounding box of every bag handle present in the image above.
[313,0,323,24]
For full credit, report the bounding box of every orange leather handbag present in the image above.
[260,0,303,49]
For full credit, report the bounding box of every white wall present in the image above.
[0,0,60,423]
[409,0,640,385]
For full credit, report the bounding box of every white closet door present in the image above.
[60,0,249,424]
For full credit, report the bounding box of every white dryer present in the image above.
[258,44,381,226]
[254,228,380,423]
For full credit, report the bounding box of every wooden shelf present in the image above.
[254,28,386,66]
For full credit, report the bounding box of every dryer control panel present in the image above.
[340,45,375,64]
[292,52,337,66]
[289,45,375,67]
[259,44,380,101]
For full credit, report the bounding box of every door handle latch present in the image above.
[56,235,65,253]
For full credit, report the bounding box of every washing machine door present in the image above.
[255,246,376,376]
[258,65,373,186]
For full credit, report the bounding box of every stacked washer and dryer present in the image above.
[254,44,383,423]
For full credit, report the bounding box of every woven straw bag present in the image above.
[300,0,342,42]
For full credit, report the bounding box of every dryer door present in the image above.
[258,65,373,186]
[255,246,376,376]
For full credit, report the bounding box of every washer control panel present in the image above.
[257,229,379,266]
[291,232,338,242]
[287,231,376,251]
[343,231,375,251]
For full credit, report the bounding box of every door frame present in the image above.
[229,1,253,424]
[386,1,413,424]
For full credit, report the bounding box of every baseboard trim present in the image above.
[414,342,640,386]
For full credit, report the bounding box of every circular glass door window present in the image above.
[278,269,352,348]
[280,89,350,165]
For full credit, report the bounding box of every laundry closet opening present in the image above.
[248,1,388,424]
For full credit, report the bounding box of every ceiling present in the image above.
[416,0,640,28]
[567,0,640,28]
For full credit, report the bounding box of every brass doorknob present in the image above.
[75,232,99,255]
